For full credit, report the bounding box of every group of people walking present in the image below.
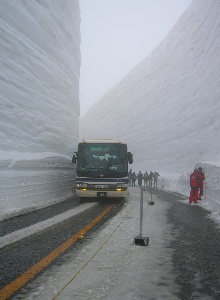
[129,170,160,188]
[189,167,205,204]
[129,166,205,204]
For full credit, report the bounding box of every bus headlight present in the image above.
[76,183,88,188]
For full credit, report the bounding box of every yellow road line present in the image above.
[0,204,113,300]
[52,198,137,300]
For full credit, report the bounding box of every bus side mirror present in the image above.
[128,152,133,164]
[72,152,77,164]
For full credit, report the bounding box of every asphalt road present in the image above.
[0,196,80,237]
[0,198,125,299]
[1,189,220,300]
[153,188,220,300]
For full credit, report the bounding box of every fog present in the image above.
[79,0,192,116]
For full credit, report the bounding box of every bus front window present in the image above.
[77,143,127,172]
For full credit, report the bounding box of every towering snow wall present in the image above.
[80,0,220,174]
[0,1,80,216]
[0,0,80,156]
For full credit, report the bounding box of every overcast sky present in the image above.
[79,0,192,116]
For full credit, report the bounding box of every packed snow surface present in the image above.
[80,0,220,174]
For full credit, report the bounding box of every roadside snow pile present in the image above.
[0,154,76,220]
[158,162,220,214]
[0,1,80,216]
[200,162,220,213]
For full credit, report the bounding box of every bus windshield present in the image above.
[77,143,128,173]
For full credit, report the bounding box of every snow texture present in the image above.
[80,0,220,175]
[14,188,180,300]
[0,0,80,216]
[0,1,220,298]
[3,165,220,299]
[14,181,220,300]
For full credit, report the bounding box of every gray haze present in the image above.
[79,0,192,116]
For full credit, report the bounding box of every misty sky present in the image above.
[79,0,192,116]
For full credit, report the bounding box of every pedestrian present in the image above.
[144,171,149,187]
[137,171,143,187]
[189,168,199,204]
[197,167,205,200]
[148,171,154,188]
[128,169,132,186]
[131,172,137,187]
[153,172,160,188]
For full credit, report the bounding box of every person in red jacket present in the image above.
[197,167,205,200]
[189,168,199,204]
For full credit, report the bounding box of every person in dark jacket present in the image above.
[189,168,199,204]
[148,171,154,188]
[137,171,143,187]
[128,169,132,185]
[153,172,160,188]
[144,171,149,187]
[197,167,205,200]
[131,172,137,187]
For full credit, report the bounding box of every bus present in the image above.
[72,139,133,199]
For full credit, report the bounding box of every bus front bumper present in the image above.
[76,189,128,198]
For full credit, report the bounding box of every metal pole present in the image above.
[134,186,149,246]
[140,186,143,237]
[151,180,153,202]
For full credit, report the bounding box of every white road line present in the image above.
[0,203,96,250]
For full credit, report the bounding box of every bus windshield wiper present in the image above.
[87,167,104,170]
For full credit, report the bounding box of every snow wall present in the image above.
[0,0,80,216]
[80,0,220,175]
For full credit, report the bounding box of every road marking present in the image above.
[52,199,136,300]
[0,203,96,250]
[0,204,113,300]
